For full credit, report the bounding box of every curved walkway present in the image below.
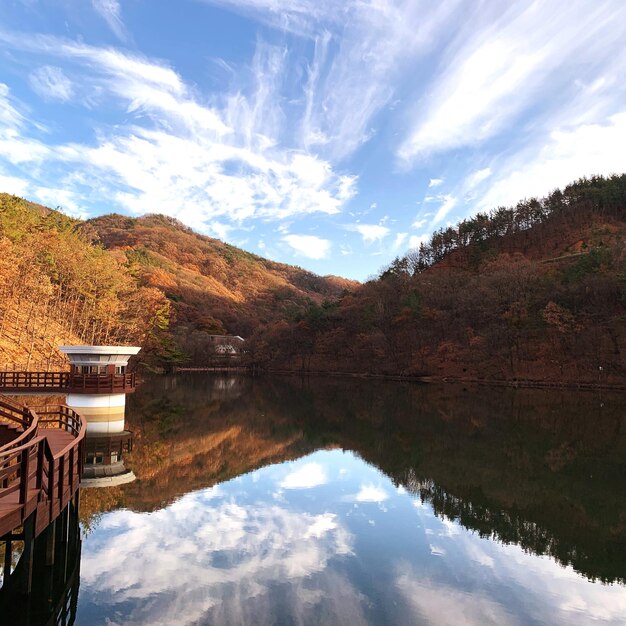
[0,397,85,538]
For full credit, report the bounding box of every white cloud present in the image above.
[352,224,390,243]
[207,221,231,241]
[398,0,626,162]
[354,484,388,503]
[283,234,331,259]
[280,462,328,489]
[200,0,460,160]
[80,490,354,626]
[465,167,492,189]
[29,66,73,101]
[0,173,29,196]
[430,195,457,226]
[396,568,520,626]
[304,512,338,538]
[477,112,626,211]
[196,0,339,37]
[2,1,625,278]
[408,234,429,249]
[0,36,358,237]
[76,445,626,626]
[392,232,408,250]
[404,484,626,626]
[33,187,84,217]
[465,542,495,568]
[92,0,128,41]
[0,83,26,129]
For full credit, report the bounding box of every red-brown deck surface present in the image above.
[0,404,85,538]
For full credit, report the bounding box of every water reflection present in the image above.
[82,430,135,485]
[0,499,81,626]
[79,400,136,487]
[76,374,626,625]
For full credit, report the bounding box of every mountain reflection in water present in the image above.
[75,374,626,626]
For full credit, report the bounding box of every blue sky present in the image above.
[0,1,625,280]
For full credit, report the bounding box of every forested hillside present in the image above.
[0,194,171,368]
[1,174,625,385]
[251,175,626,387]
[85,214,355,364]
[0,195,353,368]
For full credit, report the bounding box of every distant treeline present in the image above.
[389,174,626,275]
[251,174,626,386]
[1,173,625,382]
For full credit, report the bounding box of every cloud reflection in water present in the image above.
[78,450,626,626]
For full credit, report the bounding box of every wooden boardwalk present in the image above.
[0,498,81,624]
[0,398,85,540]
[0,370,136,394]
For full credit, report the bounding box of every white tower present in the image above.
[58,345,141,434]
[59,345,140,486]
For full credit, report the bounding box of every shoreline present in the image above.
[261,368,626,392]
[170,366,626,392]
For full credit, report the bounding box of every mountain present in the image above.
[84,213,356,364]
[0,193,151,368]
[250,174,626,387]
[0,194,355,368]
[1,173,625,384]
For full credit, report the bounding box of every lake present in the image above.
[43,375,626,624]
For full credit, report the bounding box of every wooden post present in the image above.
[36,440,44,489]
[19,447,29,506]
[45,519,56,566]
[3,538,11,586]
[58,455,65,502]
[41,518,57,608]
[48,456,55,520]
[69,447,74,494]
[54,505,68,592]
[61,504,70,581]
[20,513,35,595]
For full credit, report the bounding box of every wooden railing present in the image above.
[0,405,85,538]
[0,371,136,394]
[0,371,69,391]
[68,372,135,393]
[0,398,39,451]
[37,405,85,438]
[85,432,133,463]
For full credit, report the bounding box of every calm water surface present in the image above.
[71,375,626,625]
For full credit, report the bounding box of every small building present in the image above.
[208,335,245,356]
[59,345,141,378]
[59,345,141,434]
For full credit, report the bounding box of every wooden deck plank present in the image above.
[0,404,84,539]
[0,424,23,448]
[43,430,75,455]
